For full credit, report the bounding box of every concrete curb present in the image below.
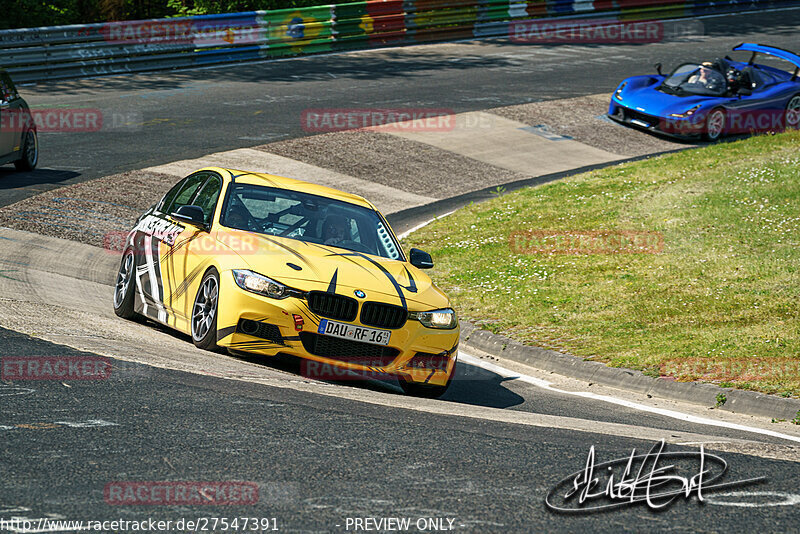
[459,322,800,421]
[387,149,686,236]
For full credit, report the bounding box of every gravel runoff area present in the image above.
[260,130,529,198]
[0,94,690,247]
[0,171,177,248]
[491,94,688,157]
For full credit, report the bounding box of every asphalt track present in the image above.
[2,8,800,207]
[2,326,800,533]
[2,7,800,533]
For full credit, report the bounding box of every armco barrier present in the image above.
[0,0,795,83]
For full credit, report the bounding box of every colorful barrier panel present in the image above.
[1,0,796,82]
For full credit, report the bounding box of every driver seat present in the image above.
[739,66,757,90]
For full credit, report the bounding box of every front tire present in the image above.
[14,129,38,171]
[786,94,800,130]
[191,268,220,351]
[113,248,138,319]
[704,108,726,141]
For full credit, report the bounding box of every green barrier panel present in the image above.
[262,5,335,56]
[617,0,689,20]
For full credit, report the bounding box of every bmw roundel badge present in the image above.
[354,290,366,299]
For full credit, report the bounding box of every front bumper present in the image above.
[608,100,705,139]
[214,270,459,387]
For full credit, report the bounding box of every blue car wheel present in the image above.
[705,108,726,141]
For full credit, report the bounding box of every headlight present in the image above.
[409,308,458,330]
[669,105,701,118]
[232,269,287,299]
[615,82,628,100]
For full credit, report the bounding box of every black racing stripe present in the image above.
[306,242,378,278]
[428,341,460,358]
[327,268,338,293]
[402,266,418,293]
[326,251,407,309]
[227,341,286,349]
[296,301,321,323]
[171,260,210,301]
[160,231,202,262]
[217,325,237,340]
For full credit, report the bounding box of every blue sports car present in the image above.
[609,43,800,141]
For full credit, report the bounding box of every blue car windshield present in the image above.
[661,63,728,96]
[220,183,403,261]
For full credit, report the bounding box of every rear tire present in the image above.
[786,94,800,130]
[704,108,726,141]
[14,129,38,171]
[191,268,220,351]
[113,248,138,319]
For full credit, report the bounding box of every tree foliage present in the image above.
[0,0,326,29]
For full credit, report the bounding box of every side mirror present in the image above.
[738,88,752,96]
[409,248,433,269]
[171,205,207,229]
[654,62,663,75]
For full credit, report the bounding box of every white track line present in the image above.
[397,210,455,240]
[459,350,800,445]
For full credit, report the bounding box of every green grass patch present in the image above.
[404,131,800,396]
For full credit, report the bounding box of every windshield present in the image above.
[220,183,403,261]
[661,63,728,96]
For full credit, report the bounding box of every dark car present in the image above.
[0,68,38,171]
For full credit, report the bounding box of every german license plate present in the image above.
[317,319,391,346]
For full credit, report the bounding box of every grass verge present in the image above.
[404,131,800,397]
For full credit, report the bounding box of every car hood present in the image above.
[624,85,722,117]
[217,230,450,309]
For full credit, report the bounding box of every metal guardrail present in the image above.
[0,0,795,83]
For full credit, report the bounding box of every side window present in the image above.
[164,173,207,215]
[192,175,222,225]
[157,181,185,213]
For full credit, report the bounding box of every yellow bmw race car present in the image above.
[113,168,459,397]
